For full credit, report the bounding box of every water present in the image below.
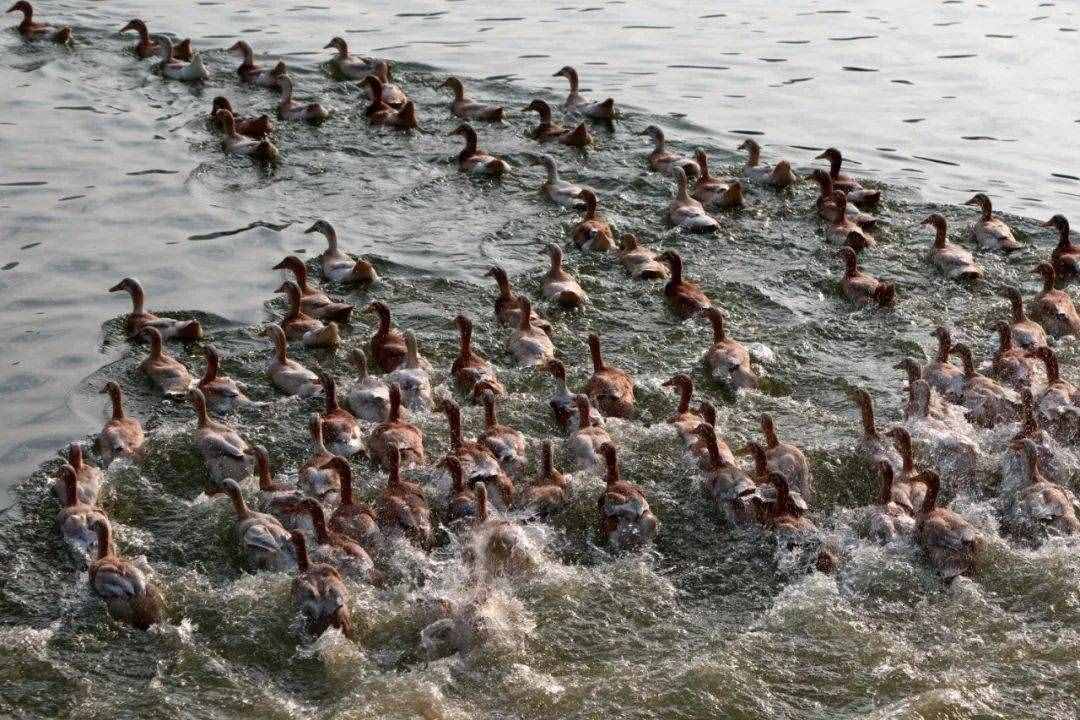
[2,1,1080,718]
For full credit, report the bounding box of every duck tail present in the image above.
[557,290,583,308]
[595,98,616,117]
[176,320,204,341]
[322,303,354,324]
[175,38,193,61]
[394,101,418,129]
[875,283,896,308]
[562,123,591,149]
[53,27,72,44]
[256,140,279,163]
[482,107,504,123]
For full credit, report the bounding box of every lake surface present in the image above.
[2,1,1079,718]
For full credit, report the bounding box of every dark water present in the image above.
[2,1,1080,719]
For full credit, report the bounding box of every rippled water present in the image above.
[3,1,1080,718]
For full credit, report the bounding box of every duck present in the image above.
[692,424,757,527]
[538,154,585,209]
[616,234,668,280]
[585,333,635,419]
[276,75,330,122]
[661,374,705,443]
[213,109,279,161]
[990,321,1040,392]
[321,456,384,557]
[439,397,506,495]
[689,403,736,468]
[88,519,164,630]
[210,97,272,139]
[467,483,536,578]
[902,380,980,473]
[319,375,364,457]
[850,389,901,472]
[344,350,390,421]
[276,280,340,348]
[450,123,509,176]
[58,443,102,507]
[263,325,322,397]
[739,139,795,189]
[759,414,813,503]
[364,301,407,373]
[964,193,1021,252]
[659,250,711,317]
[303,498,377,581]
[250,446,308,532]
[539,243,588,308]
[98,382,145,465]
[485,265,553,334]
[306,220,379,286]
[597,443,659,550]
[1045,215,1080,277]
[869,462,917,542]
[376,445,433,548]
[837,245,894,307]
[1032,262,1080,337]
[155,35,208,81]
[810,169,876,227]
[566,394,612,469]
[523,100,591,148]
[921,214,983,281]
[272,256,353,323]
[7,1,70,43]
[440,455,479,525]
[229,41,285,88]
[884,426,928,509]
[359,75,418,129]
[553,66,615,119]
[479,390,527,480]
[119,19,159,58]
[368,384,425,470]
[109,277,202,342]
[923,327,967,402]
[366,61,407,107]
[451,314,504,396]
[189,388,251,483]
[1008,438,1080,539]
[826,192,874,246]
[440,77,503,122]
[571,189,615,250]
[543,358,604,432]
[506,297,555,366]
[386,331,434,411]
[915,471,981,581]
[139,327,194,396]
[999,286,1047,349]
[323,36,374,79]
[218,479,295,572]
[814,148,880,204]
[197,345,249,414]
[950,343,1020,428]
[692,149,743,210]
[759,473,816,540]
[1027,346,1080,430]
[515,440,570,517]
[300,413,342,504]
[289,530,353,639]
[642,126,699,177]
[702,307,758,389]
[896,358,946,421]
[55,464,107,559]
[668,167,719,233]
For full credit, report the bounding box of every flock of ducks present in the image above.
[14,4,1080,642]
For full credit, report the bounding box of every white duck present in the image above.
[386,331,434,411]
[263,325,321,397]
[669,167,719,232]
[306,219,379,285]
[155,35,208,81]
[345,349,391,421]
[538,154,584,208]
[219,479,295,572]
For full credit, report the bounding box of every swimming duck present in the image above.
[387,331,434,411]
[300,413,342,504]
[515,440,570,517]
[139,327,194,396]
[692,424,757,527]
[276,280,340,348]
[219,479,295,572]
[479,390,527,480]
[366,61,407,107]
[740,442,809,519]
[210,97,272,139]
[250,446,308,532]
[155,35,208,81]
[359,75,418,129]
[1045,215,1080,277]
[990,321,1039,392]
[869,462,917,542]
[305,220,379,286]
[896,358,941,420]
[851,389,901,472]
[368,384,425,470]
[553,66,616,119]
[923,327,966,402]
[659,250,711,317]
[1032,262,1080,337]
[689,403,736,468]
[902,380,980,473]
[702,307,758,389]
[467,483,537,579]
[1027,346,1080,431]
[439,455,479,525]
[213,109,279,161]
[229,41,286,88]
[692,149,744,210]
[363,301,407,373]
[964,193,1021,252]
[88,519,164,630]
[642,126,699,178]
[884,426,928,509]
[616,234,668,280]
[98,382,145,466]
[540,243,588,308]
[189,388,251,483]
[119,19,159,58]
[197,345,248,414]
[506,297,555,366]
[109,277,203,342]
[58,443,101,507]
[538,154,585,209]
[759,414,813,503]
[440,77,504,122]
[921,213,983,281]
[543,358,604,432]
[1008,438,1080,539]
[585,333,635,419]
[450,123,509,176]
[814,148,880,205]
[837,246,894,307]
[343,350,389,422]
[263,325,321,397]
[915,471,980,581]
[376,445,433,548]
[8,1,70,42]
[319,375,364,457]
[451,314,504,397]
[810,170,876,227]
[950,343,1020,428]
[661,373,704,443]
[303,498,377,582]
[739,139,796,189]
[320,456,384,557]
[439,397,506,493]
[571,189,615,250]
[668,167,719,233]
[56,464,107,559]
[323,36,374,79]
[272,256,353,323]
[759,472,816,540]
[523,100,591,148]
[597,443,659,550]
[289,530,353,639]
[999,286,1047,350]
[276,75,329,122]
[485,265,552,334]
[826,192,874,246]
[566,394,612,469]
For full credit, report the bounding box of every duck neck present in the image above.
[292,262,310,293]
[815,172,833,200]
[255,452,275,491]
[237,43,255,70]
[293,533,310,573]
[201,350,219,384]
[708,311,726,343]
[459,128,478,158]
[283,286,301,322]
[61,470,78,507]
[323,224,339,253]
[957,349,976,379]
[762,422,779,449]
[935,334,950,363]
[95,521,113,560]
[1040,270,1055,294]
[745,142,761,167]
[675,172,691,203]
[827,153,842,179]
[843,252,859,278]
[583,192,598,221]
[577,400,591,427]
[272,329,288,363]
[279,78,294,105]
[492,270,512,300]
[483,395,497,430]
[374,306,392,338]
[309,503,330,544]
[896,435,913,472]
[704,433,721,468]
[226,483,250,518]
[919,479,938,515]
[604,454,620,486]
[310,420,328,454]
[147,330,163,360]
[857,394,877,439]
[996,324,1013,353]
[534,102,553,126]
[458,321,473,358]
[667,255,684,286]
[446,407,463,450]
[675,381,691,414]
[933,222,947,249]
[588,337,605,372]
[696,153,711,181]
[564,68,580,94]
[324,379,339,413]
[1009,294,1026,323]
[128,284,146,315]
[747,444,768,476]
[68,444,83,471]
[540,443,554,478]
[1041,351,1060,384]
[108,386,125,420]
[878,468,893,506]
[193,394,210,428]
